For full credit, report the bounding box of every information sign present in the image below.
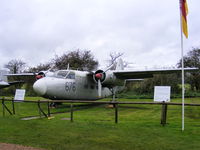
[14,89,26,101]
[154,86,171,102]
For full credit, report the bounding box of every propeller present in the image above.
[95,73,103,97]
[98,79,102,97]
[93,60,119,97]
[35,66,55,80]
[94,71,105,97]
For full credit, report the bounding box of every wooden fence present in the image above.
[1,97,200,125]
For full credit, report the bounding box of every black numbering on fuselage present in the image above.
[65,82,76,92]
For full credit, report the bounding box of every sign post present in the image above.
[154,86,171,126]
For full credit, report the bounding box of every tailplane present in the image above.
[115,58,124,70]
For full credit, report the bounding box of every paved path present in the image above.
[0,143,45,150]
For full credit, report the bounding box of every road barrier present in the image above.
[1,97,200,125]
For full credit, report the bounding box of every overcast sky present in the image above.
[0,0,199,70]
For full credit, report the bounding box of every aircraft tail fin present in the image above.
[115,58,124,70]
[0,70,8,82]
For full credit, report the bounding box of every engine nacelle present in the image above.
[93,70,124,87]
[36,71,54,79]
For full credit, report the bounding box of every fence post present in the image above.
[115,102,118,124]
[70,103,73,122]
[70,103,74,122]
[2,97,5,117]
[47,101,50,117]
[12,98,15,115]
[38,100,41,118]
[161,101,168,126]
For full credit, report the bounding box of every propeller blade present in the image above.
[98,79,102,97]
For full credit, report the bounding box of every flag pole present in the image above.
[179,0,185,131]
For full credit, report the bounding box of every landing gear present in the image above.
[107,87,117,108]
[50,102,62,108]
[109,87,117,101]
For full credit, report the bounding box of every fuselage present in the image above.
[33,70,125,100]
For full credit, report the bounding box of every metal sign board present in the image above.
[14,89,26,101]
[154,86,171,102]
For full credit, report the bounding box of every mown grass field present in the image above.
[0,97,200,150]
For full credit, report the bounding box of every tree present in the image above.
[108,52,124,65]
[106,52,124,70]
[177,47,200,91]
[127,73,181,95]
[53,50,98,71]
[4,59,26,73]
[27,63,52,73]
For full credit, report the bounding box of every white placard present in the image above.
[154,86,171,102]
[14,89,26,101]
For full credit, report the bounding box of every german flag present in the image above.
[180,0,188,38]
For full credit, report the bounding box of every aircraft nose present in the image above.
[33,79,47,96]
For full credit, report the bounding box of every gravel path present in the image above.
[0,143,45,150]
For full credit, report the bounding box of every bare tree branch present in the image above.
[4,59,26,73]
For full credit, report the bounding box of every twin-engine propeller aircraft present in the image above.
[5,59,198,100]
[24,59,196,100]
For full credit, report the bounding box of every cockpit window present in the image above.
[66,72,75,79]
[54,70,75,79]
[56,71,68,78]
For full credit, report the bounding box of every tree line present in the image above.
[125,47,200,97]
[2,48,200,97]
[5,49,98,73]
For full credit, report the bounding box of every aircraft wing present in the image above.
[5,73,35,77]
[113,68,198,80]
[0,81,24,89]
[5,73,36,83]
[8,81,24,85]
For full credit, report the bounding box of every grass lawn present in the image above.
[0,97,200,150]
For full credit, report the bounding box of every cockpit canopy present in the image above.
[54,70,75,79]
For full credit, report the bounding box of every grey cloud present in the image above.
[0,0,199,69]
